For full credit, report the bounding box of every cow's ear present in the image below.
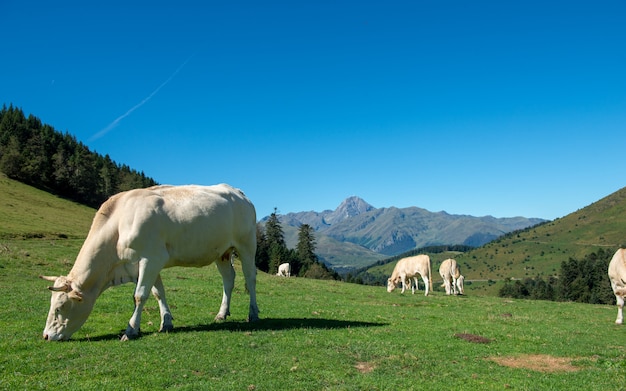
[68,290,83,302]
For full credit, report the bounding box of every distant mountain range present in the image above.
[264,196,546,272]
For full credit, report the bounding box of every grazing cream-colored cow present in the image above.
[608,248,626,325]
[41,184,259,341]
[439,258,465,295]
[277,263,291,277]
[387,254,433,296]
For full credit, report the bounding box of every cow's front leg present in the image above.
[122,294,146,341]
[122,258,161,341]
[151,274,173,332]
[399,274,407,294]
[214,257,235,321]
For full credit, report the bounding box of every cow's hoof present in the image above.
[160,314,174,332]
[215,311,231,322]
[121,326,140,341]
[120,332,140,341]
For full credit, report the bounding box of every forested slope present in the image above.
[0,104,157,208]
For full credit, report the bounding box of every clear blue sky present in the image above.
[2,1,625,220]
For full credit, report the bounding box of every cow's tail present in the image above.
[428,257,433,293]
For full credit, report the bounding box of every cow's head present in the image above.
[40,275,94,341]
[386,278,397,293]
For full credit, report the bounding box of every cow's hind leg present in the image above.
[615,293,624,325]
[151,274,174,332]
[422,275,430,296]
[238,248,260,322]
[443,278,452,295]
[215,254,236,321]
[411,277,419,294]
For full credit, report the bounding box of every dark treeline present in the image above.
[499,248,616,305]
[345,244,475,286]
[0,104,157,208]
[256,209,340,280]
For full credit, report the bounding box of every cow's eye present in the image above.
[55,300,69,314]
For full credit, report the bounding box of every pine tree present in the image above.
[295,224,317,276]
[264,208,288,274]
[255,224,270,272]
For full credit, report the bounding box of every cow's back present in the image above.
[402,254,430,275]
[113,184,256,268]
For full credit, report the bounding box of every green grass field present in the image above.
[0,174,93,239]
[1,237,625,390]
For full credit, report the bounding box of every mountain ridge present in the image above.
[268,196,546,271]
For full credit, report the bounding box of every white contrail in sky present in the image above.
[91,53,195,141]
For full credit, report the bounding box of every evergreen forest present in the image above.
[0,104,157,208]
[498,248,615,304]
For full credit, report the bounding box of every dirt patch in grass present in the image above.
[489,354,580,373]
[355,361,376,374]
[455,333,492,344]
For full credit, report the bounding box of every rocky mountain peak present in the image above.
[325,196,375,225]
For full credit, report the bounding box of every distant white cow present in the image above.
[277,263,291,277]
[608,248,626,325]
[41,184,259,341]
[439,258,465,295]
[387,254,433,296]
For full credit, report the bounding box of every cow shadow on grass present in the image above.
[79,318,387,342]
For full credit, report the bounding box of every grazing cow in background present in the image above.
[608,248,626,325]
[277,263,291,277]
[387,254,433,296]
[41,184,259,341]
[439,258,465,295]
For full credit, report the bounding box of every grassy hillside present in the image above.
[456,186,626,285]
[0,173,94,239]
